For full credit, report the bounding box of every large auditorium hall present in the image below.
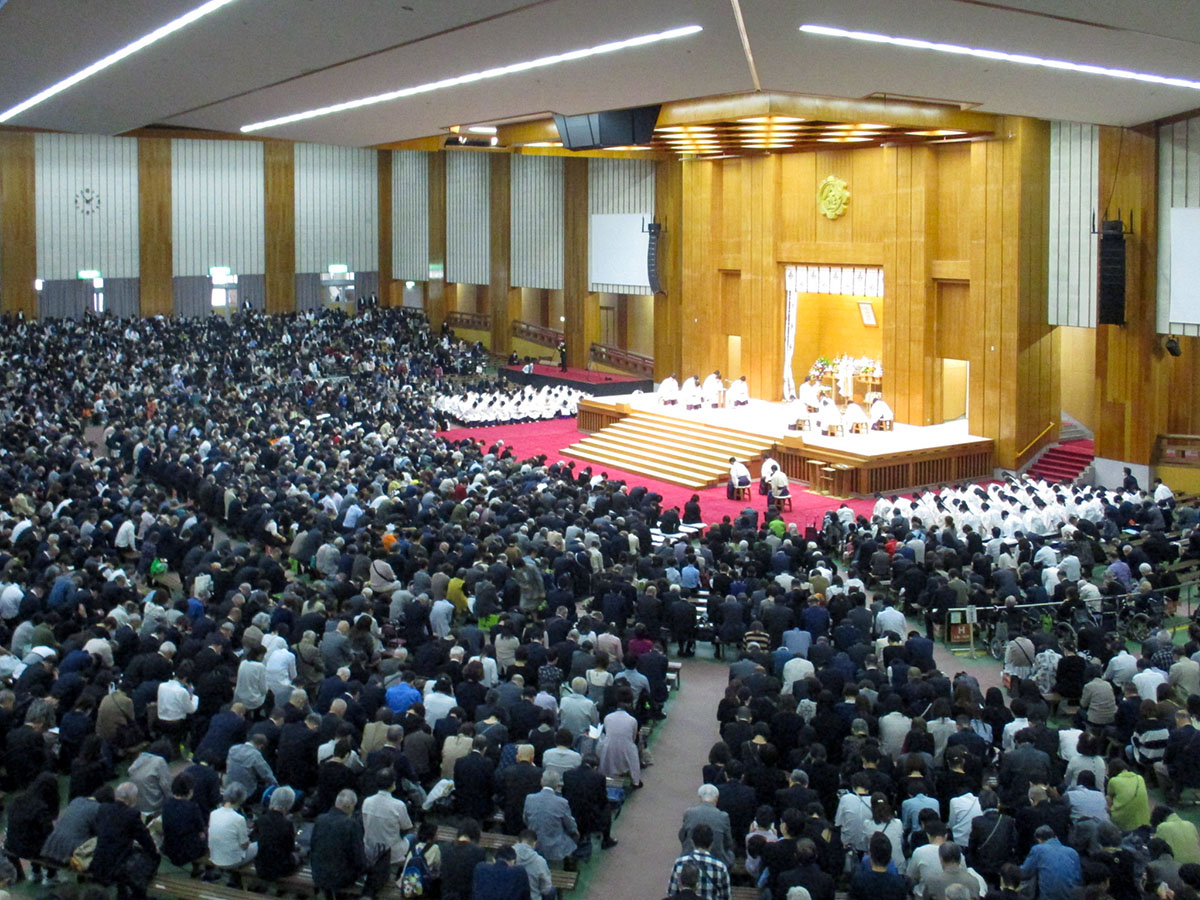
[1,3,1200,900]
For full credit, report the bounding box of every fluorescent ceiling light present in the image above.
[241,24,703,133]
[0,0,240,123]
[799,24,1200,90]
[467,125,498,134]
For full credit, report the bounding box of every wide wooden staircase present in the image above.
[562,410,776,488]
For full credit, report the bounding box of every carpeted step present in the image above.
[563,410,777,488]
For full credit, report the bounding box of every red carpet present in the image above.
[503,364,643,385]
[437,417,876,529]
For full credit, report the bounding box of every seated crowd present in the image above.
[0,306,1193,900]
[663,489,1200,900]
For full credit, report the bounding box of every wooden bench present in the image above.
[151,873,262,900]
[732,887,760,900]
[667,660,682,691]
[431,828,578,892]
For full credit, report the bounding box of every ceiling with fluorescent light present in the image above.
[0,0,1198,147]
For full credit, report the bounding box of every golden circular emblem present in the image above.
[817,175,850,220]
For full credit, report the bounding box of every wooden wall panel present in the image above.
[935,146,971,261]
[563,158,596,368]
[425,152,447,328]
[489,153,518,354]
[680,157,719,383]
[0,134,37,318]
[674,124,1052,462]
[653,158,683,381]
[378,151,393,305]
[263,141,295,315]
[138,138,172,317]
[1095,127,1167,465]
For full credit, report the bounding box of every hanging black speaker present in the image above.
[1098,219,1126,325]
[646,222,662,294]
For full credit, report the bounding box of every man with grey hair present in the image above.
[311,789,365,900]
[679,783,736,866]
[522,769,580,864]
[558,676,599,739]
[208,783,257,872]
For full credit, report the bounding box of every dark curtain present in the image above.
[173,276,211,319]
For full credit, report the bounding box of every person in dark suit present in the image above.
[716,762,758,850]
[499,745,543,835]
[998,730,1053,809]
[89,782,160,900]
[276,713,322,791]
[453,736,497,823]
[160,774,207,873]
[310,789,365,900]
[637,642,670,714]
[776,837,836,900]
[472,844,531,900]
[441,819,488,900]
[968,790,1017,884]
[255,786,301,882]
[194,702,248,767]
[563,753,617,849]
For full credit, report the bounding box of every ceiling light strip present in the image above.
[0,0,242,123]
[241,24,703,133]
[799,24,1200,90]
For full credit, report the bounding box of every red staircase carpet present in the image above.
[437,417,876,529]
[1027,439,1094,483]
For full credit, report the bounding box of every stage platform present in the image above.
[501,364,653,396]
[571,394,995,496]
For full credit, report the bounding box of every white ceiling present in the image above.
[1,0,1199,146]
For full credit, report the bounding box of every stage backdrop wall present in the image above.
[675,117,1057,469]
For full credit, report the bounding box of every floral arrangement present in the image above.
[808,357,832,380]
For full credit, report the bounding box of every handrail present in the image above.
[445,310,491,331]
[1017,421,1058,461]
[512,320,563,348]
[589,342,654,377]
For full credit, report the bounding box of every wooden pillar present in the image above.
[377,150,393,306]
[0,134,37,318]
[654,158,684,382]
[1094,126,1164,468]
[882,146,939,425]
[425,151,448,329]
[489,153,518,354]
[264,142,296,314]
[138,138,173,317]
[563,158,596,369]
[968,117,1056,468]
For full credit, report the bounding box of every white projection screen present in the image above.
[589,213,650,289]
[1169,208,1200,326]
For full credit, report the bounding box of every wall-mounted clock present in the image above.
[75,187,101,216]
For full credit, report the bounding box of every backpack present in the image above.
[398,844,432,898]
